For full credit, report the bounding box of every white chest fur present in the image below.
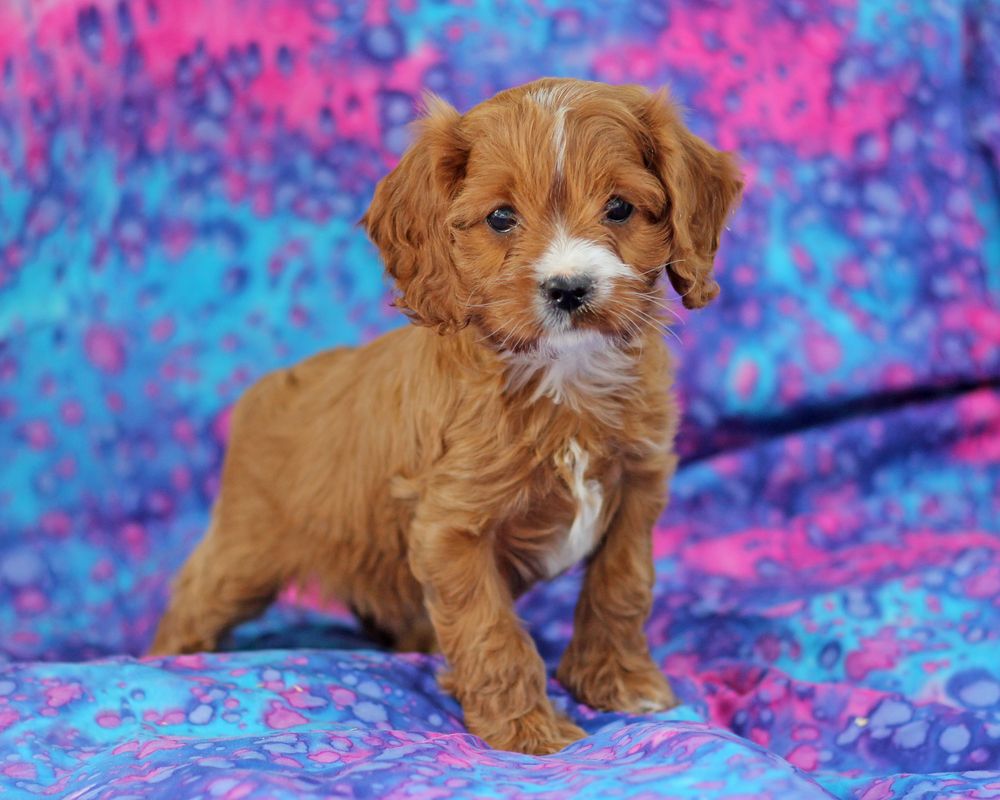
[544,438,604,578]
[503,330,638,413]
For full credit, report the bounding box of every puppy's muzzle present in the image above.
[542,274,594,313]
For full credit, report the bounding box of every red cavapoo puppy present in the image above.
[150,78,743,755]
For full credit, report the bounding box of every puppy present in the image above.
[149,78,743,755]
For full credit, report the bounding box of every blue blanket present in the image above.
[1,1,999,797]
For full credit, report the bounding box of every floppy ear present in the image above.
[362,95,470,333]
[632,88,743,309]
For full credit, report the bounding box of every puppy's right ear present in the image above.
[362,95,470,334]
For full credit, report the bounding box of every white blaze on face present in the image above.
[528,86,575,177]
[551,105,569,174]
[534,226,633,290]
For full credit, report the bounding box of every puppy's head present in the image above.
[363,79,743,349]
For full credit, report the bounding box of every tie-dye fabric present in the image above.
[1,1,999,798]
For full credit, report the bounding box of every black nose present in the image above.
[543,274,593,313]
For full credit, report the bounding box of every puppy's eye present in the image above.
[604,196,634,224]
[486,207,518,233]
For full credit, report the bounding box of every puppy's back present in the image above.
[213,327,441,584]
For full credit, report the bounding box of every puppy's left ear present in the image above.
[362,94,470,333]
[631,88,744,309]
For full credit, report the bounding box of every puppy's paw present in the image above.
[622,669,679,714]
[558,654,679,715]
[474,707,586,755]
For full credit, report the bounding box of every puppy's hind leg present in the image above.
[148,511,284,656]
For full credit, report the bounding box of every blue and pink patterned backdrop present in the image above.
[1,1,999,798]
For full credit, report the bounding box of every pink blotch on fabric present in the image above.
[137,738,186,759]
[2,763,36,780]
[22,421,53,450]
[965,566,1000,599]
[170,654,208,670]
[264,701,307,730]
[953,389,1000,464]
[40,510,72,538]
[0,708,18,731]
[733,359,759,400]
[121,523,149,560]
[151,316,176,342]
[330,687,357,707]
[786,744,820,771]
[212,406,233,445]
[14,590,47,614]
[844,630,912,682]
[804,330,843,373]
[84,325,127,374]
[96,712,122,728]
[282,688,328,709]
[171,418,197,446]
[45,682,83,708]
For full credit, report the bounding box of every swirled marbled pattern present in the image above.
[1,0,999,797]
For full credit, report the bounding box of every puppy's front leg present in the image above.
[409,508,585,755]
[557,471,679,714]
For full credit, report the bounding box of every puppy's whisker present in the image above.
[640,296,684,325]
[467,298,513,311]
[620,285,684,325]
[609,308,643,346]
[497,317,535,353]
[497,322,521,351]
[615,287,683,326]
[621,307,656,334]
[475,328,500,347]
[627,259,686,281]
[623,303,682,346]
[616,305,649,338]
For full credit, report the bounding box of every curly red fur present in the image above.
[150,78,743,755]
